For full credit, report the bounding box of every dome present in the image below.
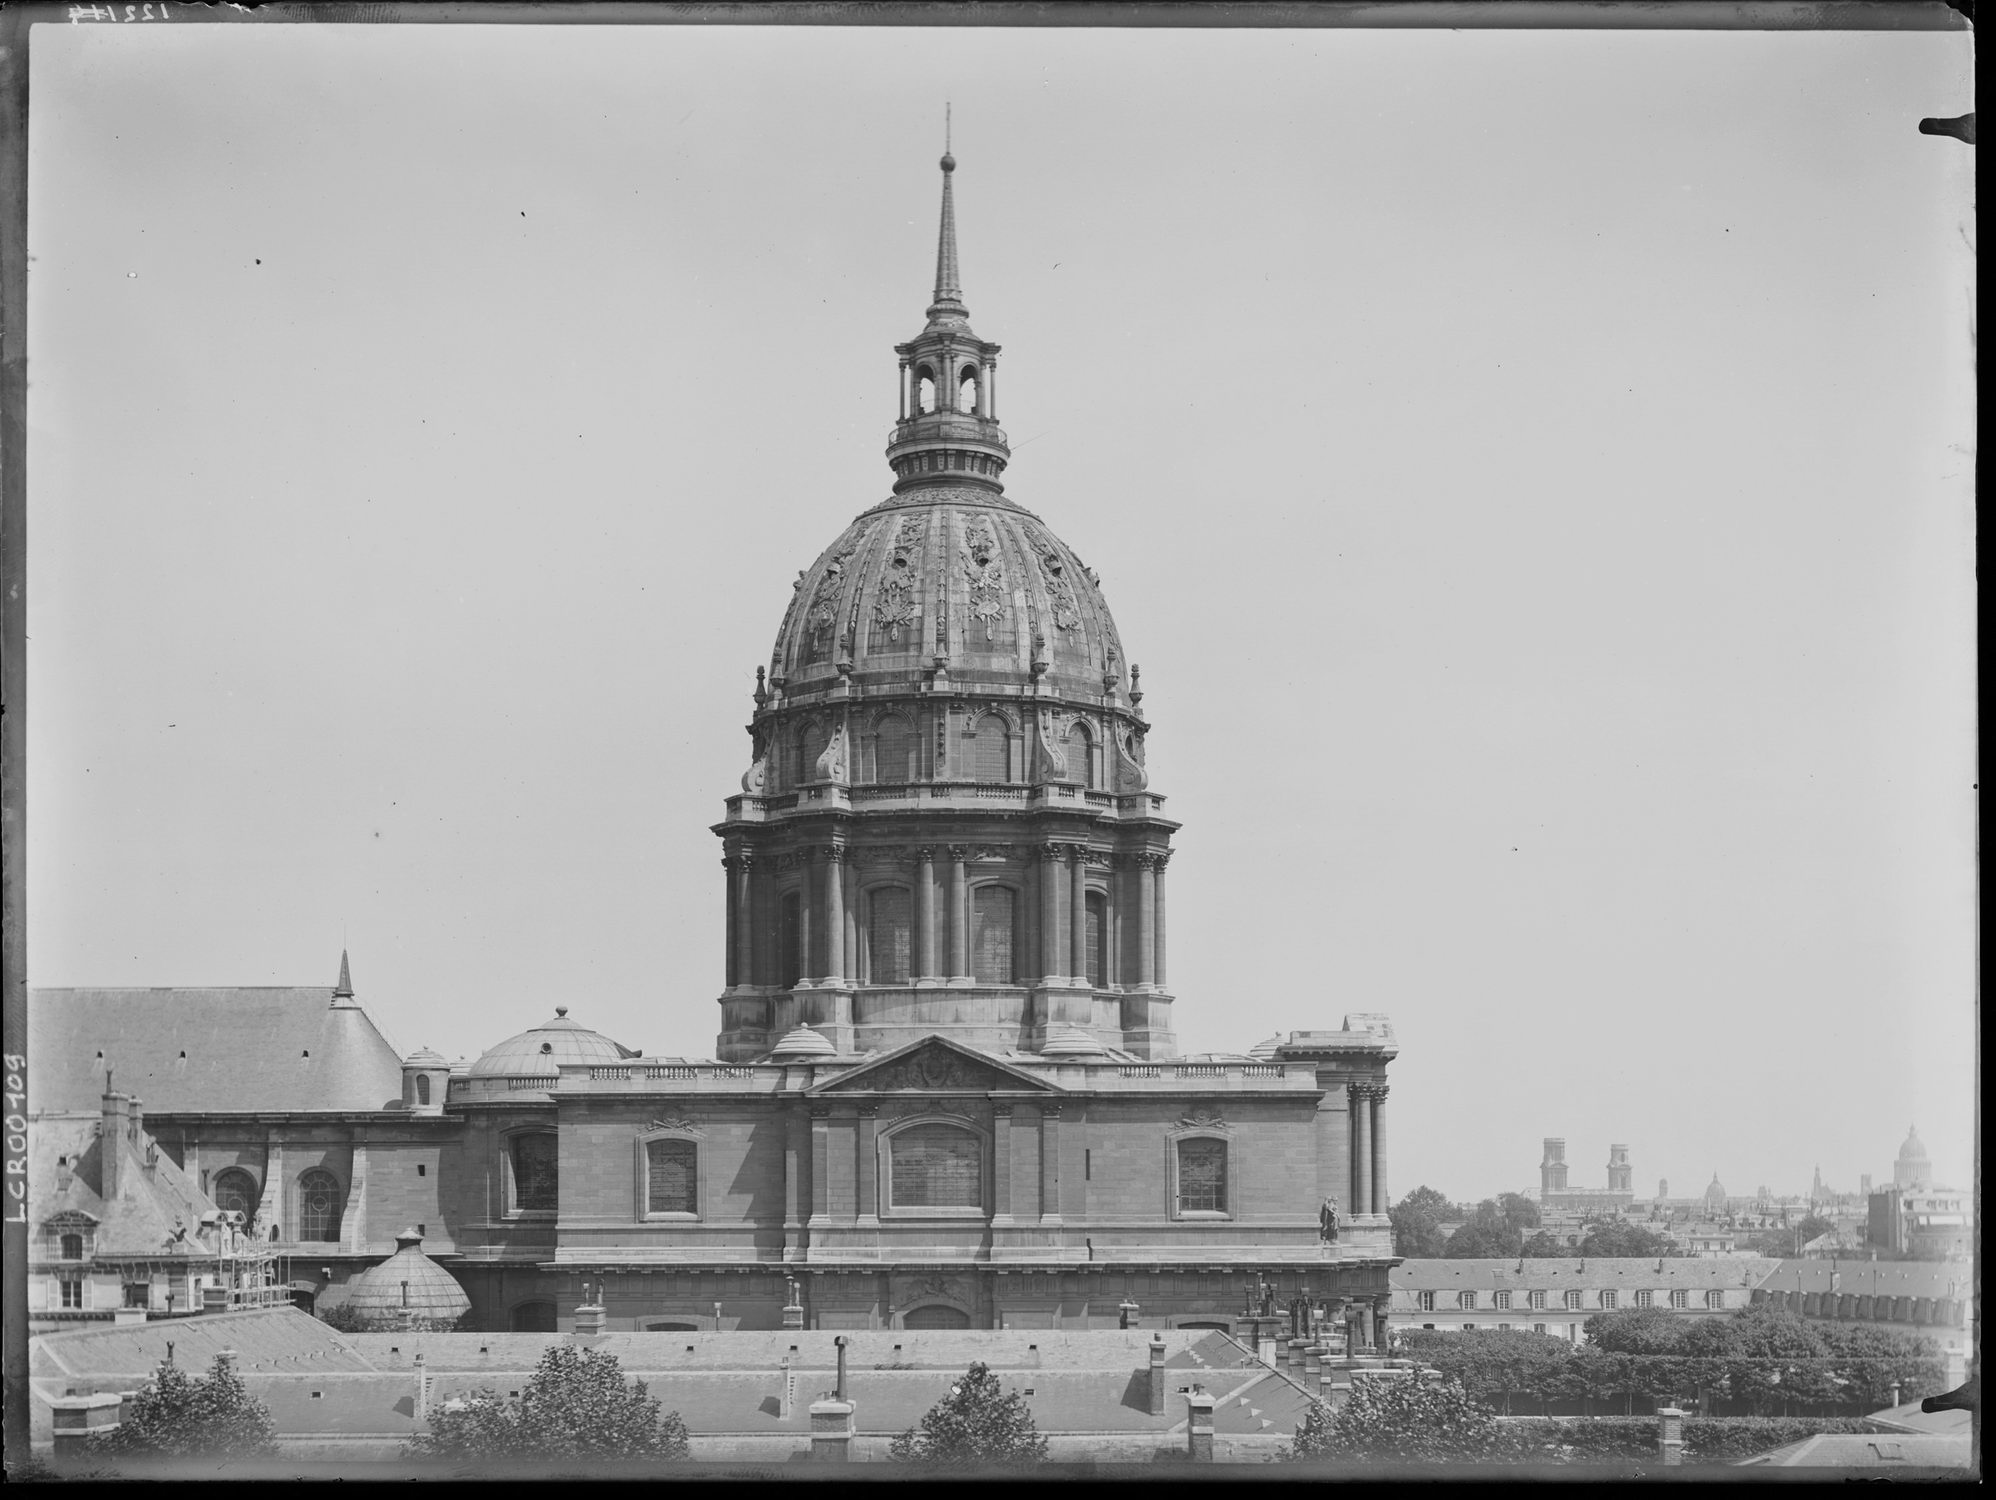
[404,1046,447,1068]
[1247,1034,1283,1061]
[768,490,1130,705]
[768,1024,837,1061]
[467,1006,628,1079]
[336,1228,471,1326]
[1039,1024,1108,1059]
[1898,1126,1928,1160]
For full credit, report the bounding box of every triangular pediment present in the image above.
[808,1036,1061,1095]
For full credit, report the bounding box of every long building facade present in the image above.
[29,150,1401,1338]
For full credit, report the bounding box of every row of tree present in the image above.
[1395,1308,1943,1415]
[1390,1184,1685,1259]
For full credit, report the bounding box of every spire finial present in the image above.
[929,116,966,322]
[334,949,353,999]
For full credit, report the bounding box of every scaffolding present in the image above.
[202,1211,295,1312]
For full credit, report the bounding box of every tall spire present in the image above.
[927,108,967,325]
[333,948,354,1002]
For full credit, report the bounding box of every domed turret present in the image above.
[335,1227,471,1329]
[768,1024,838,1062]
[400,1046,450,1116]
[468,1007,629,1082]
[1894,1125,1932,1189]
[712,151,1180,1067]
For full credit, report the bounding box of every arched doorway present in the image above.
[509,1300,557,1332]
[902,1303,973,1330]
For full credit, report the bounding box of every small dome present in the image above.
[1039,1025,1108,1059]
[337,1228,471,1325]
[468,1007,629,1079]
[404,1047,447,1068]
[769,1025,837,1061]
[1247,1034,1283,1061]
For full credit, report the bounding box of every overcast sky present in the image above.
[28,19,1974,1206]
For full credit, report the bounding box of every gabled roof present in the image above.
[808,1035,1062,1095]
[29,988,405,1113]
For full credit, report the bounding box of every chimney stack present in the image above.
[1656,1405,1684,1466]
[1184,1386,1216,1462]
[1148,1334,1167,1416]
[99,1091,128,1200]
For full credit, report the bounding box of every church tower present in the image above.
[713,148,1178,1063]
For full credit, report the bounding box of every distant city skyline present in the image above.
[26,23,1975,1203]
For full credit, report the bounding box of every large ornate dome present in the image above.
[769,489,1128,703]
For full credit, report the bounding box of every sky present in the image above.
[26,18,1975,1207]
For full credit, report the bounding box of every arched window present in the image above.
[296,1168,344,1242]
[958,368,979,414]
[973,714,1010,782]
[211,1168,259,1220]
[971,886,1016,984]
[59,1232,84,1261]
[873,716,915,784]
[509,1132,558,1214]
[798,721,831,786]
[1084,890,1107,987]
[646,1138,698,1216]
[889,1123,982,1209]
[1176,1139,1227,1215]
[1063,721,1093,786]
[780,890,804,988]
[869,887,912,984]
[917,367,937,414]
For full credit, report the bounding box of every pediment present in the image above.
[808,1036,1060,1095]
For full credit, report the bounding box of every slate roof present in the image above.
[1866,1398,1971,1436]
[1391,1258,1780,1292]
[1754,1259,1972,1303]
[31,1307,375,1380]
[1735,1433,1971,1468]
[29,988,405,1113]
[28,1112,218,1261]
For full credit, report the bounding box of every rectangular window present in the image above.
[59,1278,85,1310]
[1528,1290,1547,1310]
[1634,1290,1653,1309]
[1564,1290,1584,1310]
[1176,1138,1227,1214]
[510,1133,559,1213]
[1670,1289,1690,1309]
[1458,1290,1477,1310]
[1533,1323,1547,1335]
[1599,1290,1618,1310]
[1493,1291,1512,1310]
[646,1138,698,1216]
[869,887,913,984]
[1417,1291,1436,1312]
[123,1282,151,1309]
[1084,892,1106,987]
[1705,1290,1725,1310]
[1497,1323,1511,1332]
[890,1123,982,1209]
[971,886,1015,984]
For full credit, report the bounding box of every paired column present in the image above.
[949,847,969,981]
[797,851,814,987]
[1039,844,1064,980]
[1370,1085,1389,1217]
[823,845,846,982]
[1350,1084,1374,1223]
[841,856,858,982]
[913,847,936,981]
[732,853,756,990]
[724,855,739,988]
[1152,852,1169,990]
[1135,854,1158,989]
[1070,850,1089,983]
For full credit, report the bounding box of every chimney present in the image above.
[128,1097,144,1142]
[414,1353,430,1423]
[1656,1405,1684,1466]
[834,1334,849,1402]
[1148,1334,1167,1416]
[573,1300,606,1336]
[99,1091,127,1200]
[1184,1386,1216,1462]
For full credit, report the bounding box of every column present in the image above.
[797,852,814,986]
[733,853,756,990]
[724,856,739,988]
[1070,850,1089,984]
[986,357,998,420]
[1136,855,1157,989]
[992,1104,1013,1224]
[1153,852,1169,990]
[856,1105,879,1224]
[949,847,969,980]
[1040,845,1063,980]
[824,846,845,982]
[898,359,910,421]
[1350,1085,1374,1223]
[841,857,859,982]
[913,848,936,981]
[1370,1084,1389,1218]
[1039,1105,1061,1224]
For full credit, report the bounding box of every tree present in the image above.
[887,1361,1048,1469]
[1575,1218,1681,1258]
[1442,1194,1549,1258]
[1520,1229,1568,1258]
[94,1353,277,1460]
[406,1343,689,1463]
[1286,1374,1512,1463]
[1390,1186,1458,1259]
[1495,1192,1541,1233]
